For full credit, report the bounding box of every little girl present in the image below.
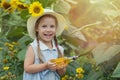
[23,9,67,80]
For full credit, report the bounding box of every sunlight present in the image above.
[89,0,105,4]
[69,0,120,44]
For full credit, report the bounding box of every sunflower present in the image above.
[50,57,70,69]
[76,67,84,74]
[10,0,19,9]
[1,0,11,9]
[28,1,44,17]
[3,66,9,70]
[1,0,14,12]
[16,1,28,11]
[0,47,3,51]
[0,3,1,8]
[76,73,84,79]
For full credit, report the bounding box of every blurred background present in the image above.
[0,0,120,80]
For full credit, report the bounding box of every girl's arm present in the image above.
[57,63,68,76]
[24,46,57,73]
[24,46,48,73]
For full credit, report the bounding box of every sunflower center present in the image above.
[34,6,40,13]
[18,4,27,9]
[3,2,11,9]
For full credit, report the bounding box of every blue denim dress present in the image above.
[23,39,64,80]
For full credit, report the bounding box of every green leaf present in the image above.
[65,42,78,50]
[46,0,57,7]
[17,36,32,49]
[86,69,103,80]
[92,42,120,65]
[103,10,120,18]
[7,27,25,41]
[20,0,25,2]
[7,12,23,26]
[16,74,23,80]
[30,0,34,3]
[63,35,80,47]
[20,9,29,20]
[112,62,120,78]
[0,51,3,61]
[66,61,80,75]
[54,0,71,14]
[17,47,27,61]
[39,0,57,8]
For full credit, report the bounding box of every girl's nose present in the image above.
[46,27,51,31]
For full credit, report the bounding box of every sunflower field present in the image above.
[0,0,120,80]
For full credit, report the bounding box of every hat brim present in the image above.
[27,10,66,39]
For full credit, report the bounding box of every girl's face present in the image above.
[36,17,57,43]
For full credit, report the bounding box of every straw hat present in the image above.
[27,9,67,39]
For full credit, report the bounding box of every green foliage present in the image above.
[112,62,120,78]
[92,42,120,65]
[20,9,29,20]
[0,41,24,80]
[0,0,60,79]
[39,0,57,8]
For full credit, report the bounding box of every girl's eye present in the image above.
[50,25,55,28]
[42,25,47,28]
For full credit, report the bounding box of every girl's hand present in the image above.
[57,63,68,70]
[56,64,68,76]
[46,61,57,71]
